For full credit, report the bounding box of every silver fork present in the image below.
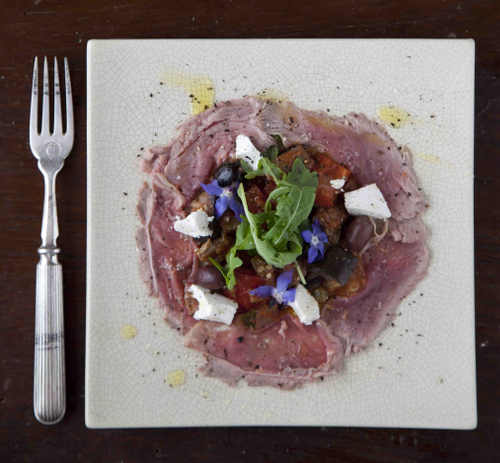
[29,56,73,425]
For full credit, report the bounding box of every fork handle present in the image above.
[34,252,66,425]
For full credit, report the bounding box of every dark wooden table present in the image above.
[1,1,499,461]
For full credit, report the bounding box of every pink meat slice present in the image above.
[137,96,429,387]
[323,236,429,352]
[184,316,344,389]
[256,101,430,353]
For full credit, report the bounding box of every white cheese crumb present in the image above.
[173,210,213,238]
[235,134,262,170]
[330,178,346,190]
[188,285,238,325]
[289,284,320,325]
[344,183,391,219]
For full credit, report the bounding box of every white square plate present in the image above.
[86,39,476,429]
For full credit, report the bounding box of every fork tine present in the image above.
[64,57,74,141]
[53,58,62,135]
[41,57,50,135]
[29,57,39,141]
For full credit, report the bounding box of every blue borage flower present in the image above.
[301,220,328,263]
[250,270,296,305]
[201,179,244,221]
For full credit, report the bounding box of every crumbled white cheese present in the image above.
[188,285,238,325]
[330,178,346,190]
[235,134,262,170]
[173,210,213,238]
[343,183,391,219]
[289,284,320,325]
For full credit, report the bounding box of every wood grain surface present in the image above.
[0,1,499,462]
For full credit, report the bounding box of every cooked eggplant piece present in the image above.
[313,206,348,245]
[307,245,358,286]
[250,256,276,281]
[306,276,323,290]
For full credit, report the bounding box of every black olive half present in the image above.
[190,264,225,290]
[214,162,241,187]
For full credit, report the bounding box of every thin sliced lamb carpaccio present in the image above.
[137,96,429,388]
[184,316,344,389]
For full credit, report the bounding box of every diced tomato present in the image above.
[276,145,315,172]
[245,183,266,214]
[314,152,337,169]
[262,179,277,198]
[224,268,267,311]
[314,153,351,179]
[313,154,351,207]
[315,173,337,207]
[253,303,282,330]
[322,164,351,181]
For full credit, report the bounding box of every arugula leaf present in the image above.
[239,159,253,174]
[260,159,317,247]
[244,157,284,183]
[238,183,303,268]
[285,157,318,188]
[213,155,319,288]
[271,134,285,153]
[262,144,279,161]
[295,261,306,285]
[208,257,230,284]
[209,217,255,289]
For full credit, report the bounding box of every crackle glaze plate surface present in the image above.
[86,39,476,429]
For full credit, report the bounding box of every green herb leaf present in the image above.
[271,134,285,153]
[285,157,319,188]
[244,157,284,183]
[208,257,230,285]
[210,217,255,290]
[240,159,253,173]
[262,144,279,161]
[295,261,306,285]
[261,159,317,247]
[215,155,318,288]
[238,183,304,268]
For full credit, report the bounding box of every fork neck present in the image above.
[39,169,60,261]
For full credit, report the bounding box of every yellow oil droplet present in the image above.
[165,369,185,387]
[416,152,441,163]
[120,324,137,340]
[161,71,215,115]
[377,106,411,128]
[255,88,289,102]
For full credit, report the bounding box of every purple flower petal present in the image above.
[276,270,293,293]
[301,229,313,243]
[228,197,244,221]
[250,285,274,298]
[201,179,223,196]
[312,220,323,235]
[215,195,229,217]
[282,288,296,305]
[317,230,328,243]
[308,245,319,264]
[317,241,325,257]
